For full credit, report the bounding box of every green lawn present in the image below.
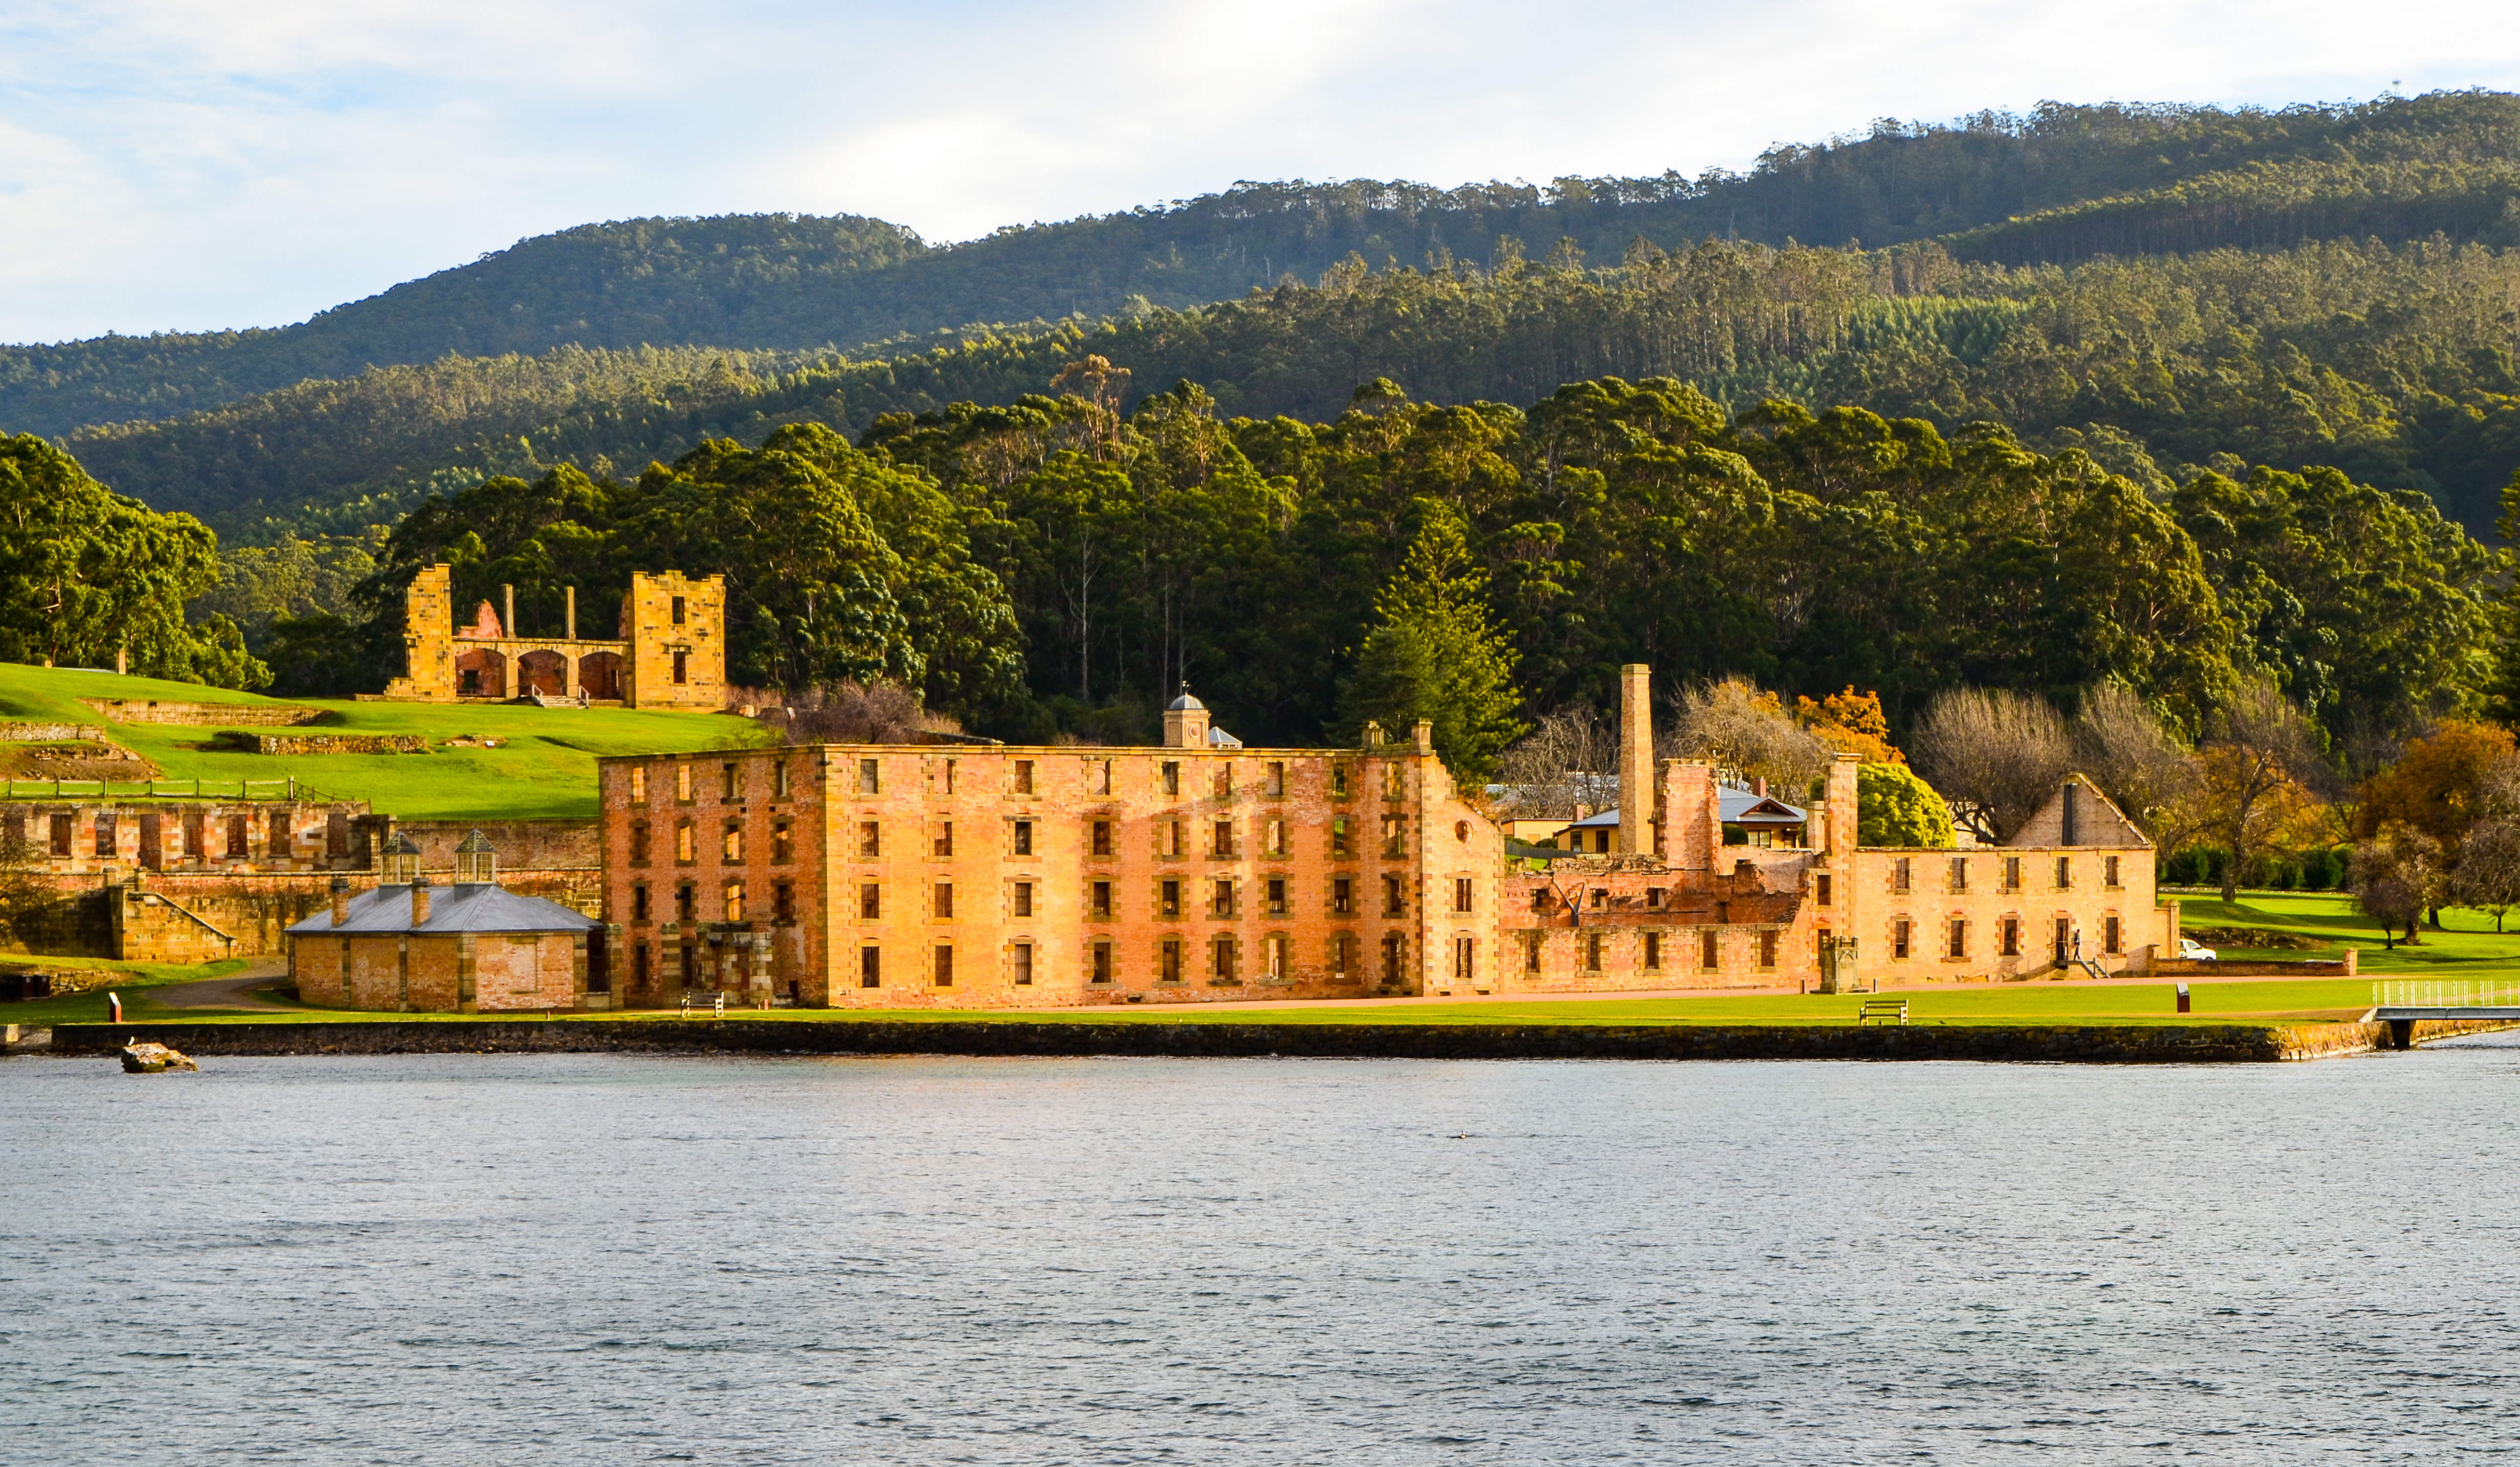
[1,956,254,1025]
[2169,891,2520,975]
[0,662,766,820]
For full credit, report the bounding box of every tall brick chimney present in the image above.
[329,875,350,928]
[1618,663,1652,855]
[410,874,432,927]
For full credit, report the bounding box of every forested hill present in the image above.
[71,230,2520,541]
[11,90,2520,441]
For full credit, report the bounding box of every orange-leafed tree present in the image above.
[1795,686,1903,765]
[2191,678,2339,903]
[2352,719,2518,855]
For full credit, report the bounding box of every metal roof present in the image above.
[285,883,601,936]
[1719,789,1808,826]
[1561,791,1809,831]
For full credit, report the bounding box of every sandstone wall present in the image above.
[395,820,599,870]
[83,699,324,727]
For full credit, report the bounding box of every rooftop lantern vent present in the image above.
[454,829,497,886]
[381,832,422,885]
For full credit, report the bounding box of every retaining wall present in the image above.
[82,700,325,727]
[0,724,111,742]
[395,821,599,870]
[2155,954,2357,978]
[44,1017,2515,1063]
[209,733,429,755]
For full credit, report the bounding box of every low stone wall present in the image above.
[2155,953,2357,978]
[209,732,429,755]
[209,736,431,761]
[83,699,325,727]
[41,1017,2498,1064]
[0,723,110,742]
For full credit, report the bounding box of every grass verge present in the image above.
[1,957,255,1025]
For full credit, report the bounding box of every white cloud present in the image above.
[0,0,2515,341]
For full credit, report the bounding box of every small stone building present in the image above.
[377,563,725,708]
[288,833,606,1012]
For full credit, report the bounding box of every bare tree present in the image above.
[744,681,958,746]
[2072,680,2200,848]
[2351,823,2442,947]
[1661,676,1830,796]
[1909,688,2073,844]
[2195,677,2337,904]
[1494,704,1619,819]
[2449,755,2520,931]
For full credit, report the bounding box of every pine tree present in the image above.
[1340,500,1527,784]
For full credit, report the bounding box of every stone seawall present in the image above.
[50,1018,2509,1064]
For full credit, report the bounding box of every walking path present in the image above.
[147,960,294,1014]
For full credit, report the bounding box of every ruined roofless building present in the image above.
[376,563,725,707]
[589,666,2176,1009]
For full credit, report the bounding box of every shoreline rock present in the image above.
[119,1041,198,1073]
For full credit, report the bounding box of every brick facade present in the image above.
[1,798,381,876]
[294,928,589,1012]
[571,669,2177,1012]
[596,721,1502,1009]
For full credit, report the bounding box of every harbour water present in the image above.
[5,1045,2518,1462]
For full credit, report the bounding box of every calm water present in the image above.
[6,1046,2520,1464]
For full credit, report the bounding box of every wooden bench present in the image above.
[1856,998,1909,1025]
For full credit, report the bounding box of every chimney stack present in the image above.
[329,875,350,928]
[565,585,577,641]
[410,874,432,927]
[1617,664,1652,855]
[503,583,515,640]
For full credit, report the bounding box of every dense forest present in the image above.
[10,91,2520,443]
[269,371,2494,782]
[71,229,2520,544]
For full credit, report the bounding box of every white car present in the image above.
[2178,937,2217,961]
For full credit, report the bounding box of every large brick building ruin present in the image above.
[581,666,2174,1010]
[378,564,726,707]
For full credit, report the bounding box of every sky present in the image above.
[3,0,2518,344]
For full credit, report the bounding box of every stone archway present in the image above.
[516,649,568,697]
[577,650,625,701]
[455,647,507,698]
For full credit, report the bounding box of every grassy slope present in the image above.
[0,662,763,820]
[1,957,252,1025]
